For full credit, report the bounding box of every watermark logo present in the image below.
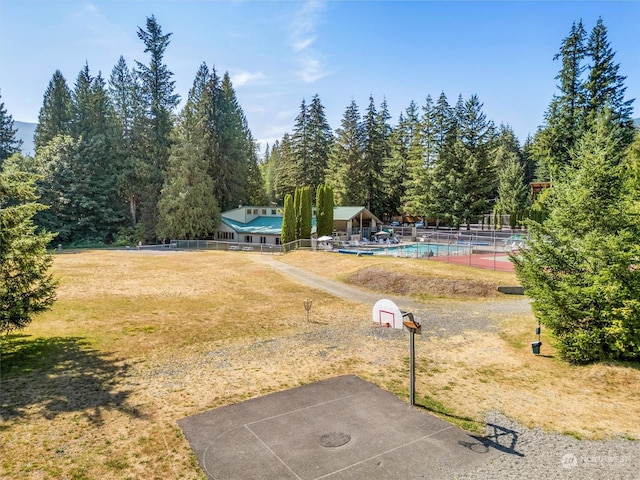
[561,452,630,470]
[561,453,578,469]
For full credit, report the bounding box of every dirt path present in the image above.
[254,254,532,337]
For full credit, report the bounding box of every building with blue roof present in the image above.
[215,205,382,245]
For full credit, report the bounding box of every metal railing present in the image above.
[167,238,315,255]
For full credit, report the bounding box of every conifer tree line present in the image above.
[0,16,636,247]
[263,89,534,229]
[1,15,265,245]
[513,18,639,364]
[263,18,635,230]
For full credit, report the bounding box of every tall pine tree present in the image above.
[0,163,57,334]
[583,17,635,140]
[326,100,365,205]
[514,110,640,363]
[109,55,146,229]
[135,15,180,239]
[0,91,22,165]
[34,70,73,151]
[306,94,333,196]
[157,63,220,239]
[362,96,387,217]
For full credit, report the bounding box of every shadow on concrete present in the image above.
[0,334,142,425]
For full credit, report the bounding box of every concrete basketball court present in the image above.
[179,375,504,479]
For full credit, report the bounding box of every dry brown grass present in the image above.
[280,249,517,284]
[1,249,639,480]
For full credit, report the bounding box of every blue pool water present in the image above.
[372,243,469,257]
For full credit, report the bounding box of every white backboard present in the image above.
[372,299,404,329]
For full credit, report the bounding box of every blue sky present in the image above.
[1,0,638,150]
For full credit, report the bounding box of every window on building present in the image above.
[260,236,266,244]
[261,209,267,215]
[217,231,234,240]
[245,235,253,243]
[271,209,277,215]
[275,237,281,245]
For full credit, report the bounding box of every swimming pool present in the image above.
[372,243,469,257]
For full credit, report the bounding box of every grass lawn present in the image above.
[1,249,639,479]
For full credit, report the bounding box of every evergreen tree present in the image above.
[273,133,297,202]
[244,128,267,206]
[429,94,496,229]
[493,124,527,201]
[627,133,640,206]
[521,135,537,185]
[261,143,277,203]
[322,183,334,235]
[157,66,220,240]
[0,91,22,165]
[362,95,387,217]
[383,112,410,219]
[495,157,529,229]
[209,72,262,210]
[293,186,302,239]
[280,193,295,244]
[532,21,586,180]
[67,65,125,242]
[514,110,640,363]
[299,185,312,239]
[453,95,496,229]
[532,18,635,182]
[109,55,146,229]
[288,96,332,199]
[0,162,57,334]
[306,94,333,195]
[315,184,329,237]
[33,134,79,242]
[109,56,137,141]
[34,70,73,151]
[427,92,456,225]
[401,99,430,218]
[290,98,308,187]
[157,122,220,239]
[135,15,180,239]
[494,125,523,171]
[326,100,364,205]
[583,18,635,140]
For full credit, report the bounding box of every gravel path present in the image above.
[253,255,640,479]
[458,412,639,480]
[255,254,532,337]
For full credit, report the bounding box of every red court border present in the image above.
[428,253,515,272]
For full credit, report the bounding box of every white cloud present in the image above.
[297,54,327,83]
[276,110,295,120]
[244,105,267,114]
[231,70,266,87]
[289,0,329,83]
[64,2,137,61]
[292,36,316,53]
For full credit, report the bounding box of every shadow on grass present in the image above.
[415,394,483,432]
[604,359,640,371]
[0,334,143,425]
